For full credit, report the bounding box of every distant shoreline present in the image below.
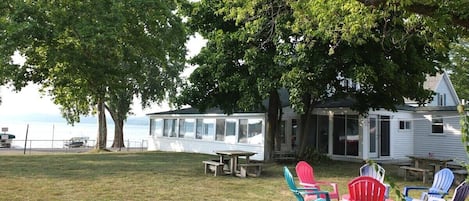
[0,147,147,155]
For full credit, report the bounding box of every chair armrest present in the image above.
[301,190,331,200]
[296,187,319,191]
[300,181,338,196]
[403,186,430,196]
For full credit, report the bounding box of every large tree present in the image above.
[447,38,469,101]
[0,1,187,149]
[182,0,453,159]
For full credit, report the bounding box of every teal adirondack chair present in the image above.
[284,166,331,201]
[404,168,454,201]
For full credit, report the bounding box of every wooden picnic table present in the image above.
[407,155,453,173]
[215,150,256,176]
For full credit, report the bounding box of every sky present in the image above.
[0,34,207,117]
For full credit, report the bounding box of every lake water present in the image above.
[0,120,150,148]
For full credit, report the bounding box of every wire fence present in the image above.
[1,139,148,155]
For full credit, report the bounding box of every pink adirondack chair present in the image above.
[295,161,340,201]
[346,176,389,201]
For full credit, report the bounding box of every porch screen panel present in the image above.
[225,119,236,143]
[292,119,298,151]
[202,119,215,140]
[333,115,345,155]
[196,119,203,139]
[151,119,163,137]
[280,120,286,144]
[238,119,248,143]
[216,119,225,141]
[163,119,177,137]
[247,119,263,144]
[179,119,195,138]
[346,115,359,156]
[317,115,329,154]
[369,118,377,153]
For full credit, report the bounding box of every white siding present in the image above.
[428,77,459,106]
[413,111,467,163]
[148,136,265,160]
[390,111,414,160]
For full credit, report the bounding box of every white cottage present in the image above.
[147,72,468,163]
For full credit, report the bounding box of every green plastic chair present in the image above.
[284,166,331,201]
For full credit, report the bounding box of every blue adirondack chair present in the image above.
[284,166,331,201]
[421,181,469,201]
[403,168,454,201]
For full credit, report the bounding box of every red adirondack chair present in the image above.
[344,176,392,201]
[295,161,340,201]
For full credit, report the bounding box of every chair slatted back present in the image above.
[348,176,386,201]
[452,181,469,201]
[296,161,317,185]
[428,168,454,198]
[360,163,385,183]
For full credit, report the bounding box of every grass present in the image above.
[0,151,456,201]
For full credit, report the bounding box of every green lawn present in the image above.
[0,151,456,201]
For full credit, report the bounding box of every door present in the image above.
[368,115,378,158]
[380,116,390,156]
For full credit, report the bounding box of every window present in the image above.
[179,119,195,138]
[215,119,225,141]
[291,119,297,151]
[195,119,215,140]
[238,119,248,143]
[247,119,263,144]
[150,119,163,136]
[225,119,237,143]
[163,119,177,137]
[437,93,446,106]
[432,116,444,133]
[280,120,286,144]
[399,120,411,130]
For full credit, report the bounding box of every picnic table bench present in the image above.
[203,160,224,176]
[237,163,263,178]
[400,166,431,183]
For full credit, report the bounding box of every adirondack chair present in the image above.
[360,163,391,198]
[283,166,331,201]
[422,181,469,201]
[403,168,454,201]
[295,161,340,201]
[346,176,388,201]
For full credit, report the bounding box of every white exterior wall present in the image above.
[428,76,459,106]
[149,136,265,160]
[147,113,266,161]
[413,111,467,163]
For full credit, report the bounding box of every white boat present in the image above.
[0,133,15,148]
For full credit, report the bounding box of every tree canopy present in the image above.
[180,0,459,158]
[0,1,187,149]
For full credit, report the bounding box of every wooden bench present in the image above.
[203,160,224,176]
[400,166,431,183]
[237,163,263,178]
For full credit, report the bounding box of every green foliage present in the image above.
[457,104,469,181]
[448,38,469,101]
[0,1,187,148]
[297,146,331,164]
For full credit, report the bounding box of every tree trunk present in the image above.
[95,99,107,150]
[298,95,313,157]
[111,119,125,148]
[265,90,282,161]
